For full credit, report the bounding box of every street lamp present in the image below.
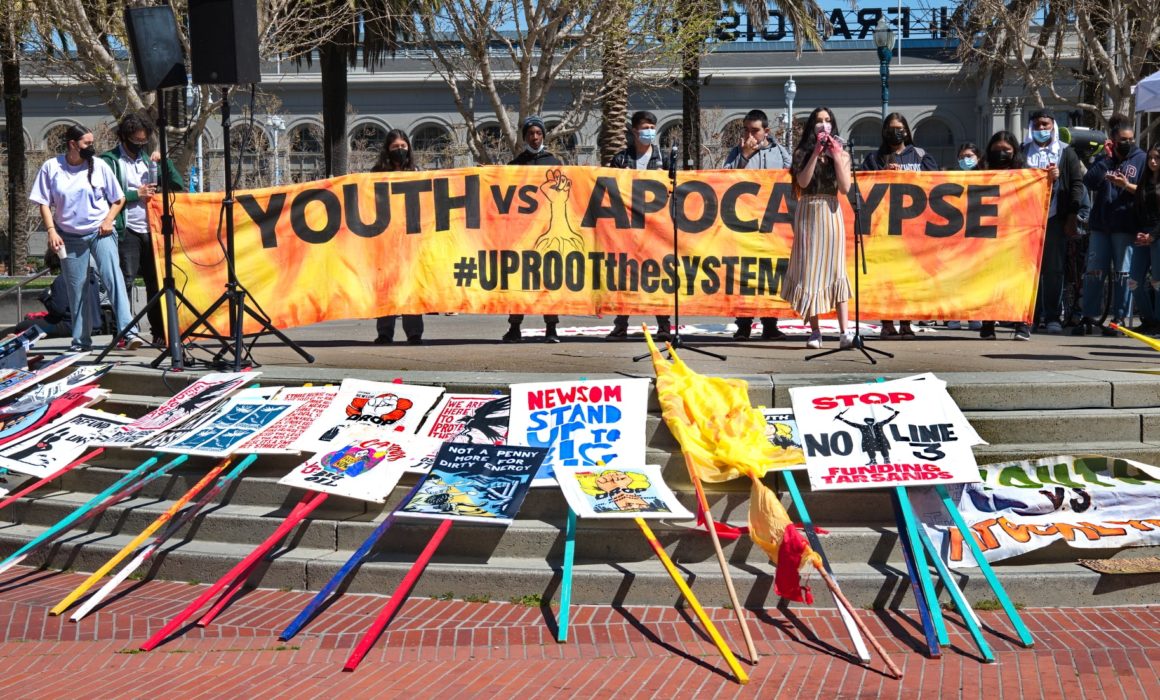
[873,17,896,118]
[783,76,797,141]
[266,115,286,186]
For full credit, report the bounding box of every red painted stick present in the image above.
[342,518,453,672]
[0,448,105,513]
[196,549,265,627]
[139,491,328,651]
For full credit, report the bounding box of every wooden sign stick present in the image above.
[889,488,941,658]
[70,455,259,622]
[343,518,454,672]
[677,450,759,663]
[780,470,871,662]
[636,517,749,685]
[50,456,240,615]
[139,490,328,651]
[0,448,105,513]
[933,483,1034,647]
[556,506,577,643]
[279,478,428,641]
[807,559,903,678]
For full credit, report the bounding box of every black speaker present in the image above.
[123,6,186,92]
[188,0,262,86]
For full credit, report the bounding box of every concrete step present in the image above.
[4,524,1158,609]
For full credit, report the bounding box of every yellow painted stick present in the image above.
[1110,323,1160,351]
[636,517,749,685]
[49,457,234,616]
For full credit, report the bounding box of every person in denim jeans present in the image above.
[1127,146,1160,334]
[29,124,136,352]
[979,131,1033,340]
[1078,114,1147,335]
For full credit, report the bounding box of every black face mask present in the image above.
[1116,140,1134,159]
[78,146,96,160]
[885,128,906,146]
[387,148,409,166]
[990,150,1013,166]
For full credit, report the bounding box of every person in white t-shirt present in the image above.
[29,124,139,352]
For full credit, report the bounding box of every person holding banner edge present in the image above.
[372,130,425,345]
[980,131,1033,341]
[782,107,853,350]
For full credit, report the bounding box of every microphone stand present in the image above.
[634,143,726,362]
[806,137,892,364]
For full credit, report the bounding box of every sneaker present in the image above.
[761,326,788,341]
[968,321,983,331]
[544,325,561,343]
[733,324,752,340]
[125,334,144,351]
[806,332,823,349]
[502,326,522,343]
[406,336,423,346]
[151,335,166,347]
[67,343,92,353]
[1013,324,1031,341]
[946,321,962,330]
[1102,322,1121,337]
[840,332,856,350]
[605,326,629,340]
[979,322,996,340]
[373,335,393,345]
[1045,321,1063,335]
[655,323,672,343]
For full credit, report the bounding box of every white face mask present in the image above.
[525,142,544,154]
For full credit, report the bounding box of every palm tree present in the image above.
[597,0,632,165]
[2,4,30,273]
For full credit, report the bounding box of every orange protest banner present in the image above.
[151,166,1049,333]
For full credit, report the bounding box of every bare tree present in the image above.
[951,0,1160,125]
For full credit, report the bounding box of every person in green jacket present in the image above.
[98,111,184,346]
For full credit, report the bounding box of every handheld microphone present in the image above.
[669,143,679,181]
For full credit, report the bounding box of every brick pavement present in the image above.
[0,566,1158,698]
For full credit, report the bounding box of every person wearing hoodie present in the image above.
[1078,114,1148,336]
[1020,109,1086,335]
[1128,146,1160,334]
[979,131,1033,341]
[371,130,426,345]
[605,110,673,342]
[860,113,938,340]
[504,115,563,343]
[722,109,789,341]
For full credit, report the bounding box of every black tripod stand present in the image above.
[177,87,314,371]
[97,90,226,369]
[634,144,725,362]
[806,138,892,364]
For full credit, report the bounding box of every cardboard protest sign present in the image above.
[237,386,338,453]
[789,376,984,491]
[279,429,437,503]
[0,409,131,477]
[398,443,547,524]
[292,379,443,454]
[0,386,108,446]
[917,455,1160,569]
[556,464,693,519]
[420,394,510,444]
[96,372,254,447]
[507,378,649,486]
[153,398,298,457]
[761,409,807,470]
[0,352,88,403]
[0,363,112,414]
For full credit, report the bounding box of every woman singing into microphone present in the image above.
[782,107,854,350]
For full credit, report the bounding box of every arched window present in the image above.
[225,124,271,190]
[412,123,454,169]
[659,121,682,152]
[44,123,82,153]
[349,123,388,172]
[475,123,507,165]
[545,121,579,165]
[913,118,956,170]
[287,124,325,183]
[848,118,884,163]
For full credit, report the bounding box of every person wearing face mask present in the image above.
[979,131,1033,341]
[29,124,134,352]
[371,130,425,345]
[1019,109,1085,336]
[783,107,853,350]
[99,111,184,349]
[606,110,673,342]
[723,109,791,341]
[944,143,984,332]
[860,113,938,341]
[1127,146,1160,335]
[1079,114,1147,336]
[505,115,563,342]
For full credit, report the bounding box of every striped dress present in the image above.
[781,153,852,317]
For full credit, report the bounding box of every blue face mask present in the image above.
[637,128,657,145]
[958,156,978,170]
[1032,129,1053,145]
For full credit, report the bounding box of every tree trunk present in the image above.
[597,2,630,166]
[2,18,28,274]
[320,42,349,177]
[681,45,702,170]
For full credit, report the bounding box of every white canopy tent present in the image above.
[1138,70,1160,113]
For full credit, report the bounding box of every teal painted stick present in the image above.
[0,455,188,574]
[782,471,871,663]
[934,484,1034,647]
[902,489,994,661]
[556,506,577,643]
[890,488,940,657]
[894,486,949,646]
